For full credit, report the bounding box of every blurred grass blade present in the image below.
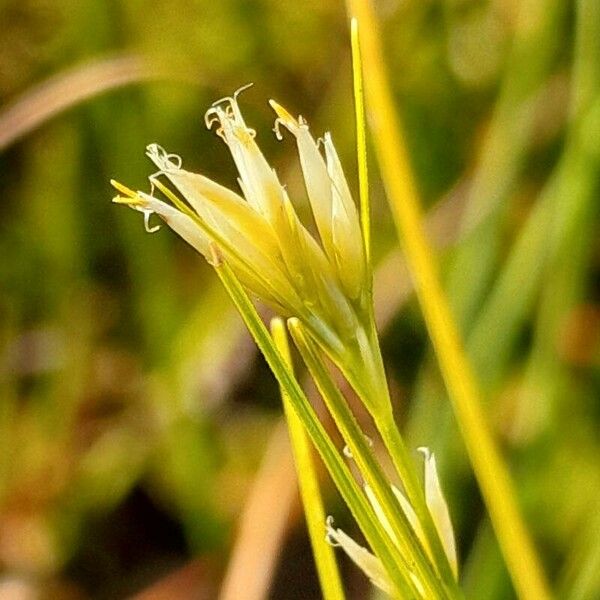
[218,422,299,600]
[560,507,600,600]
[347,3,551,599]
[0,56,160,150]
[444,0,567,330]
[270,318,346,600]
[212,251,416,598]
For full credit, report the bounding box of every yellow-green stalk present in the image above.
[346,2,551,598]
[270,318,346,600]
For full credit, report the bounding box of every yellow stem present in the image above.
[346,2,552,599]
[271,318,346,600]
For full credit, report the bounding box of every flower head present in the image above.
[112,87,367,358]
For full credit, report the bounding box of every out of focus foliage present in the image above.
[0,0,598,598]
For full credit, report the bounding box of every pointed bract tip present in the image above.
[287,316,301,333]
[269,99,298,126]
[110,179,136,197]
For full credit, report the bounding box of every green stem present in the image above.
[213,254,417,598]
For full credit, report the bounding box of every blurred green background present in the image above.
[0,0,598,598]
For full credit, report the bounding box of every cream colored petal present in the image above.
[326,519,393,596]
[324,133,365,299]
[364,484,397,546]
[270,102,366,300]
[418,448,458,578]
[135,193,210,259]
[145,146,305,314]
[152,163,282,270]
[204,104,335,313]
[364,483,432,566]
[391,485,431,561]
[270,100,336,260]
[207,104,285,228]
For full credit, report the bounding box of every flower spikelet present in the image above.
[112,87,368,358]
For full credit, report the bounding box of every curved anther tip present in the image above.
[233,82,254,99]
[417,446,432,460]
[205,109,226,133]
[272,118,285,141]
[145,143,164,158]
[210,83,254,111]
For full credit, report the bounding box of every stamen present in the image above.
[269,99,295,124]
[269,100,309,142]
[111,180,159,233]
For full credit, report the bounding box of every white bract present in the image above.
[326,448,458,597]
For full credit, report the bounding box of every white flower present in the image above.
[270,100,365,300]
[112,87,367,356]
